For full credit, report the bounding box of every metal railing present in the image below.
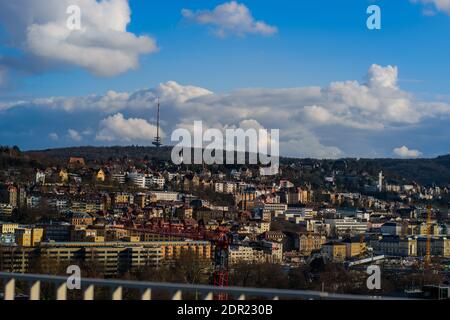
[0,272,409,300]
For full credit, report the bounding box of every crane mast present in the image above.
[425,205,432,268]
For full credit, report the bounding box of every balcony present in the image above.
[0,272,411,300]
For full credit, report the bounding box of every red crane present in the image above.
[212,227,232,300]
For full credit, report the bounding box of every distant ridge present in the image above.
[19,146,450,186]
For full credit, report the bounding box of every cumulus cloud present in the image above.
[49,133,59,141]
[0,0,158,77]
[412,0,450,15]
[67,129,82,141]
[182,1,278,37]
[2,65,450,158]
[10,81,212,113]
[96,113,161,143]
[393,146,423,158]
[366,64,398,89]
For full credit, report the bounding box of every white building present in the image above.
[127,172,146,189]
[325,217,368,236]
[215,182,237,194]
[151,191,179,202]
[36,171,46,184]
[111,173,126,184]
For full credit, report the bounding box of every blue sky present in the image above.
[0,0,450,158]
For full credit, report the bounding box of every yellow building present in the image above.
[298,233,327,256]
[15,228,43,247]
[135,194,146,208]
[113,193,133,206]
[0,223,19,234]
[343,239,367,258]
[322,242,347,261]
[96,169,106,182]
[59,169,69,183]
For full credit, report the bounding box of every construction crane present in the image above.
[359,233,366,256]
[425,205,432,268]
[213,228,232,300]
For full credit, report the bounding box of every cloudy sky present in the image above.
[0,0,450,159]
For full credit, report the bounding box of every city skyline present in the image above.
[1,0,450,159]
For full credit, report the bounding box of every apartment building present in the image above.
[370,236,418,257]
[295,233,327,256]
[0,223,19,234]
[0,240,212,276]
[322,242,347,261]
[417,237,450,258]
[325,217,368,236]
[150,191,179,202]
[0,246,36,273]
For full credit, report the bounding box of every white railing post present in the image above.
[30,281,41,300]
[56,283,67,300]
[204,292,214,300]
[172,290,182,300]
[4,279,15,300]
[141,288,152,300]
[84,285,95,300]
[112,287,123,300]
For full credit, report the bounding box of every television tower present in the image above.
[152,98,162,148]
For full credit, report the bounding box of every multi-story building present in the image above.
[264,231,284,243]
[0,203,14,217]
[229,245,265,264]
[1,240,212,276]
[322,242,347,261]
[150,191,179,202]
[229,241,282,264]
[39,222,72,242]
[111,172,126,184]
[14,228,43,247]
[325,217,368,236]
[417,237,450,258]
[112,193,134,207]
[69,212,94,226]
[26,194,41,209]
[254,203,288,217]
[71,198,104,214]
[0,246,37,273]
[127,172,146,189]
[381,222,403,236]
[296,233,327,256]
[0,223,19,234]
[0,233,15,244]
[370,236,417,257]
[36,171,46,184]
[8,186,18,208]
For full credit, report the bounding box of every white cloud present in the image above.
[182,1,278,37]
[15,81,212,112]
[0,0,158,77]
[393,146,423,158]
[67,129,82,141]
[49,133,59,141]
[96,113,161,143]
[412,0,450,14]
[366,64,398,89]
[3,65,450,158]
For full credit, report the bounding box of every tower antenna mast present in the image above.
[153,97,162,148]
